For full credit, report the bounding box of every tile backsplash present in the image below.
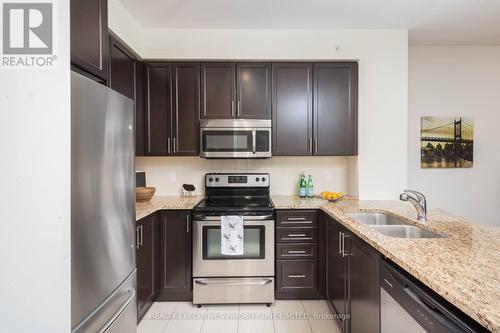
[136,156,354,196]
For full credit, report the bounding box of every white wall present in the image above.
[0,1,71,332]
[408,46,500,226]
[108,0,145,55]
[109,24,408,199]
[136,156,348,196]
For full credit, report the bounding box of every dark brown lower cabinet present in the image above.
[325,215,380,333]
[157,210,192,301]
[349,236,380,333]
[275,210,323,299]
[136,213,160,321]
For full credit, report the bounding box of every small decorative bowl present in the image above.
[135,187,156,202]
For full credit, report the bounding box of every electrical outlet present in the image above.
[168,171,176,182]
[324,171,332,183]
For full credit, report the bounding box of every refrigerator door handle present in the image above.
[98,287,136,333]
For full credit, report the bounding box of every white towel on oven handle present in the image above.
[221,215,244,256]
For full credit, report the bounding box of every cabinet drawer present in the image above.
[277,260,317,290]
[276,244,317,260]
[276,227,317,243]
[276,210,317,228]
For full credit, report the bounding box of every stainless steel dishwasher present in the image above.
[381,260,486,333]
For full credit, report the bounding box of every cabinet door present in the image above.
[158,211,192,301]
[326,219,348,332]
[313,63,358,155]
[135,61,146,156]
[201,63,236,119]
[70,0,108,82]
[272,63,313,155]
[172,63,200,155]
[349,237,380,333]
[236,63,271,119]
[145,63,173,155]
[136,214,159,322]
[108,36,135,99]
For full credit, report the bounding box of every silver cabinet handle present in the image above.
[384,278,393,288]
[288,250,307,254]
[288,274,306,278]
[287,217,306,221]
[341,233,350,257]
[281,221,312,224]
[314,138,318,153]
[288,233,307,237]
[231,101,235,117]
[237,100,241,117]
[338,231,342,254]
[186,214,190,233]
[167,137,171,154]
[136,227,140,249]
[309,137,313,153]
[173,137,176,154]
[139,225,144,247]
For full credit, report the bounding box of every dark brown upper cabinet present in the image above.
[108,34,145,156]
[135,61,146,156]
[313,63,358,155]
[201,63,236,119]
[272,62,358,156]
[71,0,108,82]
[145,62,199,156]
[236,63,272,119]
[157,211,192,301]
[272,63,313,155]
[172,63,200,155]
[201,62,271,119]
[108,35,135,99]
[145,63,173,155]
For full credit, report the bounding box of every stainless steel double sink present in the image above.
[345,212,445,239]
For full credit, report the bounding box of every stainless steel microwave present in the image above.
[200,119,272,158]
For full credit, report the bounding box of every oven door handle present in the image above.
[194,279,273,286]
[194,214,274,221]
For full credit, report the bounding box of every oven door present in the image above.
[193,217,274,277]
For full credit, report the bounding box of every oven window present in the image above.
[202,226,265,259]
[202,131,252,152]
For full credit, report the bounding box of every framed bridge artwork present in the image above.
[421,116,474,168]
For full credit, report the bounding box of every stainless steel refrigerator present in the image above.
[71,72,137,333]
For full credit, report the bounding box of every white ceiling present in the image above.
[118,0,500,45]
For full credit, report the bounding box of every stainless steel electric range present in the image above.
[192,173,275,305]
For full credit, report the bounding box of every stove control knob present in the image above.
[215,177,220,182]
[208,177,213,182]
[261,177,266,182]
[255,177,260,182]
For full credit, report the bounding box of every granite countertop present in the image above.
[135,195,203,220]
[273,195,500,333]
[135,195,500,331]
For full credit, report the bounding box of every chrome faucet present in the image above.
[399,190,427,222]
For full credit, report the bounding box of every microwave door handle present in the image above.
[252,130,256,154]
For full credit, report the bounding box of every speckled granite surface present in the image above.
[135,195,500,331]
[273,195,500,332]
[135,195,203,220]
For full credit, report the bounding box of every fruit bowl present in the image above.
[320,191,345,202]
